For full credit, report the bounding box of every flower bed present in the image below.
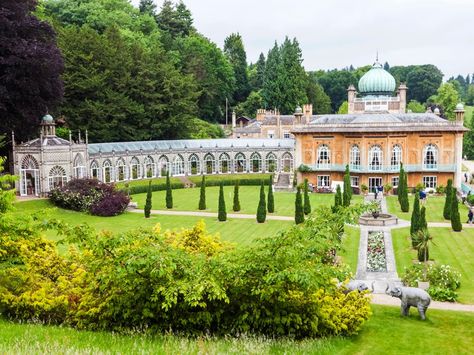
[366,231,386,272]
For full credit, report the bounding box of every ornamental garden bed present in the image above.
[366,231,387,272]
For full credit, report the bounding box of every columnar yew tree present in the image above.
[334,185,342,209]
[295,187,304,224]
[451,188,462,231]
[198,175,206,210]
[410,194,421,247]
[165,172,173,209]
[420,206,427,230]
[233,180,241,212]
[144,180,152,218]
[267,175,275,213]
[343,165,352,207]
[303,179,311,215]
[398,163,405,205]
[443,179,453,220]
[398,164,409,212]
[257,181,266,223]
[218,182,226,222]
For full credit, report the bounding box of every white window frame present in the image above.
[391,145,402,171]
[422,176,437,189]
[317,144,331,169]
[368,145,383,172]
[349,145,361,170]
[423,144,438,170]
[391,176,399,187]
[317,175,330,188]
[350,176,359,187]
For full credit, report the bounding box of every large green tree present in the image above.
[224,33,250,103]
[234,91,263,118]
[430,82,460,120]
[306,75,331,114]
[316,70,356,112]
[248,52,265,92]
[156,0,194,48]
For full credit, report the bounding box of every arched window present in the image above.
[266,152,277,172]
[219,153,230,173]
[20,155,40,196]
[73,154,85,178]
[144,156,155,178]
[90,160,100,179]
[116,158,126,182]
[234,153,246,173]
[158,155,169,177]
[103,160,113,183]
[250,152,262,173]
[281,152,293,172]
[204,153,216,174]
[48,166,67,189]
[188,154,200,175]
[391,145,402,170]
[172,155,185,176]
[317,144,331,168]
[423,144,438,169]
[130,157,140,180]
[350,145,361,170]
[21,155,39,170]
[368,145,383,171]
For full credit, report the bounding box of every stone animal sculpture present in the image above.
[386,284,431,320]
[340,280,374,294]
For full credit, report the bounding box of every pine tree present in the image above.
[334,185,342,208]
[257,181,266,223]
[268,175,275,213]
[420,206,427,230]
[410,194,421,247]
[233,180,241,212]
[218,182,227,222]
[451,188,462,231]
[139,0,157,16]
[303,178,311,215]
[144,180,153,218]
[224,33,250,103]
[443,179,453,220]
[198,175,206,210]
[165,172,173,209]
[343,164,352,206]
[295,187,304,224]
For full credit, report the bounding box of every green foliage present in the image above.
[218,182,226,221]
[198,175,206,210]
[268,176,275,213]
[306,75,331,114]
[406,100,425,113]
[443,179,453,220]
[224,33,250,103]
[410,194,420,244]
[420,206,427,230]
[337,101,348,114]
[194,176,271,188]
[295,187,304,224]
[450,189,462,231]
[303,179,311,215]
[343,165,352,207]
[165,172,173,209]
[398,163,409,212]
[402,263,461,302]
[0,157,17,213]
[334,185,342,209]
[234,90,263,118]
[430,82,460,120]
[189,118,225,138]
[317,69,356,112]
[256,181,266,223]
[232,180,241,212]
[144,181,152,218]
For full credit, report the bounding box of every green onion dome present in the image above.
[358,61,396,96]
[42,114,54,123]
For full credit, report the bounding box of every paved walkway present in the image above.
[371,294,474,312]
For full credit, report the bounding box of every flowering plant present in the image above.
[366,231,386,272]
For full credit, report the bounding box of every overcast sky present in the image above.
[131,0,473,79]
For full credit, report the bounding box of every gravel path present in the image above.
[371,294,474,312]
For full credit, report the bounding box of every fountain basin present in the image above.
[359,213,398,226]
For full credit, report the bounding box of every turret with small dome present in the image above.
[358,61,396,97]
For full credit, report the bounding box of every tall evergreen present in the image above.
[224,33,250,103]
[420,206,427,230]
[165,172,173,209]
[144,180,153,218]
[257,181,267,223]
[451,188,462,231]
[399,165,409,212]
[343,164,352,206]
[303,178,311,215]
[233,180,241,212]
[268,175,275,213]
[334,185,342,208]
[410,194,421,247]
[218,182,227,222]
[252,52,266,91]
[398,163,405,205]
[295,187,304,224]
[139,0,157,16]
[198,175,206,210]
[443,179,453,220]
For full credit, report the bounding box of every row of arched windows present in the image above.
[316,144,439,171]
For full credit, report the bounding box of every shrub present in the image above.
[384,183,392,194]
[233,180,241,212]
[295,187,304,224]
[198,175,206,210]
[361,184,368,193]
[343,165,352,207]
[297,164,311,172]
[144,181,152,218]
[334,184,342,209]
[451,188,462,231]
[194,177,271,188]
[267,175,275,213]
[90,191,130,216]
[436,185,445,194]
[166,172,173,209]
[443,179,453,220]
[415,182,425,192]
[256,181,266,223]
[303,178,311,215]
[467,194,474,206]
[410,194,420,245]
[218,182,226,221]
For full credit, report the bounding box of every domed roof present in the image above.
[295,105,302,114]
[42,114,54,123]
[358,61,396,96]
[456,103,464,110]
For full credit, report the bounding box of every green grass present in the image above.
[132,185,363,217]
[187,173,272,184]
[1,305,473,354]
[13,200,291,248]
[392,226,474,303]
[340,225,360,274]
[386,195,468,222]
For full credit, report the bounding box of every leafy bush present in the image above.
[467,194,474,206]
[402,263,461,301]
[194,177,270,188]
[436,185,445,194]
[297,164,311,172]
[49,178,129,216]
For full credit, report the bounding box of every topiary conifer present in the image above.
[218,182,227,221]
[165,172,173,209]
[451,188,462,231]
[268,175,275,213]
[303,178,311,215]
[295,186,304,224]
[443,179,453,220]
[420,206,427,230]
[343,164,352,206]
[257,181,266,223]
[400,170,409,212]
[410,194,420,247]
[144,180,152,218]
[233,180,241,212]
[334,185,342,208]
[198,175,206,210]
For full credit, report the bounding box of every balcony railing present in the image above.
[304,163,456,173]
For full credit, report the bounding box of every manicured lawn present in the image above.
[188,173,272,184]
[13,200,291,248]
[132,185,363,217]
[386,195,469,222]
[340,225,360,274]
[391,226,474,303]
[1,305,473,354]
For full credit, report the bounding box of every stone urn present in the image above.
[417,281,430,290]
[372,211,380,219]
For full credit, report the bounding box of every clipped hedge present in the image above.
[123,182,185,195]
[195,177,270,188]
